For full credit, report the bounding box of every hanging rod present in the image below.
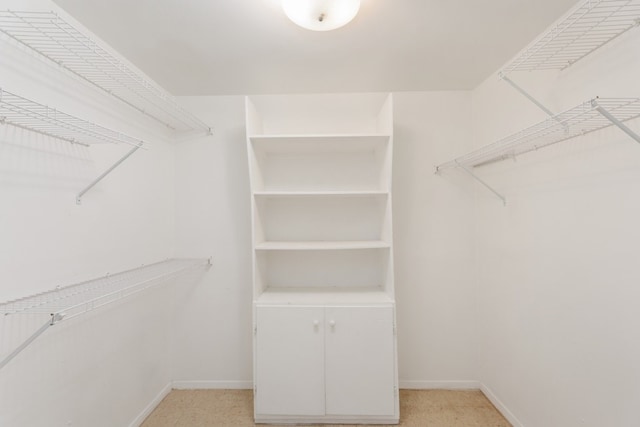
[0,10,212,134]
[0,258,211,371]
[436,98,640,203]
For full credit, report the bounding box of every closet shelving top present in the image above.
[437,98,640,170]
[501,0,640,75]
[0,258,209,320]
[0,87,144,148]
[0,10,210,133]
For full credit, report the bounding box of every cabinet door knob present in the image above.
[313,320,320,327]
[329,320,336,329]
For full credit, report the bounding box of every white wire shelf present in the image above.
[0,87,145,148]
[438,98,640,170]
[0,258,210,370]
[0,10,211,133]
[0,258,209,318]
[502,0,640,75]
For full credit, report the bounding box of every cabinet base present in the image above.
[255,414,399,425]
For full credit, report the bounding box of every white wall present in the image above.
[171,96,253,387]
[0,1,183,425]
[171,92,478,389]
[393,92,477,387]
[470,25,640,427]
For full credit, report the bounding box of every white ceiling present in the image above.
[52,0,578,96]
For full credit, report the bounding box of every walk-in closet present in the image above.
[1,1,639,426]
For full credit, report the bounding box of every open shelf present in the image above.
[437,98,640,170]
[501,0,640,75]
[246,94,393,136]
[256,287,394,306]
[0,258,209,318]
[0,10,210,133]
[255,241,390,251]
[255,249,391,293]
[249,134,391,192]
[0,88,144,148]
[254,190,388,198]
[249,134,391,151]
[254,193,390,243]
[0,258,210,370]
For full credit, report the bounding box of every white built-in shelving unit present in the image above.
[438,0,640,204]
[0,258,210,371]
[246,94,398,424]
[0,10,210,133]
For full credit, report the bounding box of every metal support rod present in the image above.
[500,74,558,119]
[594,103,640,145]
[0,313,65,370]
[76,144,142,204]
[459,163,507,206]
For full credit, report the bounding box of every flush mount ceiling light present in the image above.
[282,0,361,31]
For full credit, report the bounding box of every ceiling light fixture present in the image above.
[282,0,361,31]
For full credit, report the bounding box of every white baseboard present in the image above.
[129,382,172,427]
[480,383,524,427]
[400,380,480,389]
[171,380,253,390]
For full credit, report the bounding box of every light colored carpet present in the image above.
[141,389,511,427]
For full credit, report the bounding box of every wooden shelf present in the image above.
[254,190,388,198]
[256,287,393,305]
[249,134,390,153]
[255,241,390,251]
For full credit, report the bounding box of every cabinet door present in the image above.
[324,306,396,416]
[255,306,325,416]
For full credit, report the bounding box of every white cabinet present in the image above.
[255,307,325,416]
[255,305,396,422]
[324,306,396,417]
[246,94,398,424]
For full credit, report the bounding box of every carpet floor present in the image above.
[141,389,511,427]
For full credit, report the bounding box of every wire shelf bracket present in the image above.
[0,258,211,371]
[499,0,640,113]
[0,10,212,134]
[76,144,141,204]
[436,98,640,204]
[499,73,563,124]
[459,163,507,206]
